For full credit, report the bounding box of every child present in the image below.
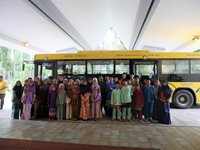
[121,80,132,121]
[110,82,121,121]
[132,83,144,121]
[57,84,66,120]
[48,84,57,120]
[142,77,154,121]
[105,77,115,117]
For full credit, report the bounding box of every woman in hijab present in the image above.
[91,78,102,120]
[12,81,23,119]
[71,80,80,120]
[21,78,35,120]
[79,79,91,120]
[157,80,172,124]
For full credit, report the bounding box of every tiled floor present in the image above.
[0,112,200,150]
[0,119,200,150]
[0,94,200,150]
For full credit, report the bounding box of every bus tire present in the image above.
[173,90,194,109]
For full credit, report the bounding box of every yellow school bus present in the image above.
[35,50,200,109]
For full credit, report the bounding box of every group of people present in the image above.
[10,73,172,124]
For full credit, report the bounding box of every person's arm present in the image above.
[0,87,6,90]
[166,88,172,100]
[0,82,8,90]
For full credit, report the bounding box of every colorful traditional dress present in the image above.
[142,85,155,120]
[22,85,35,120]
[157,80,172,124]
[153,84,162,120]
[132,88,144,120]
[33,81,41,119]
[56,91,66,120]
[48,90,57,119]
[121,85,132,120]
[110,88,121,120]
[39,84,49,118]
[91,84,102,119]
[105,82,115,117]
[79,84,91,120]
[71,84,80,120]
[66,84,73,119]
[99,80,106,114]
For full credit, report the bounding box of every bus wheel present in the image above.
[174,90,194,109]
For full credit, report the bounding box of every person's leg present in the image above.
[149,103,154,120]
[139,110,143,120]
[134,109,138,120]
[0,94,6,109]
[127,107,131,121]
[112,106,116,120]
[131,108,135,120]
[122,107,127,120]
[116,106,121,120]
[147,103,153,121]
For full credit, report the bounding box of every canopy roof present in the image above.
[0,0,200,54]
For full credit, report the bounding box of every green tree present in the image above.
[0,46,34,89]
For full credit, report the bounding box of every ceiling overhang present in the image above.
[25,0,92,50]
[129,0,160,50]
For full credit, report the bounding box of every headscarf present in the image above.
[58,83,65,94]
[92,78,99,88]
[80,80,90,95]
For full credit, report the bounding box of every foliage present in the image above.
[0,46,34,89]
[194,49,200,52]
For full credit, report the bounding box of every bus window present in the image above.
[175,60,189,74]
[57,61,85,75]
[162,60,175,74]
[162,60,189,74]
[191,60,200,74]
[115,60,129,74]
[87,60,114,74]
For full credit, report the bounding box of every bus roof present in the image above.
[35,50,200,60]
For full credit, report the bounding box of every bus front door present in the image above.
[134,61,158,81]
[35,62,56,79]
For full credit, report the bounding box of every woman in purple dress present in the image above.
[21,78,35,120]
[91,78,102,120]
